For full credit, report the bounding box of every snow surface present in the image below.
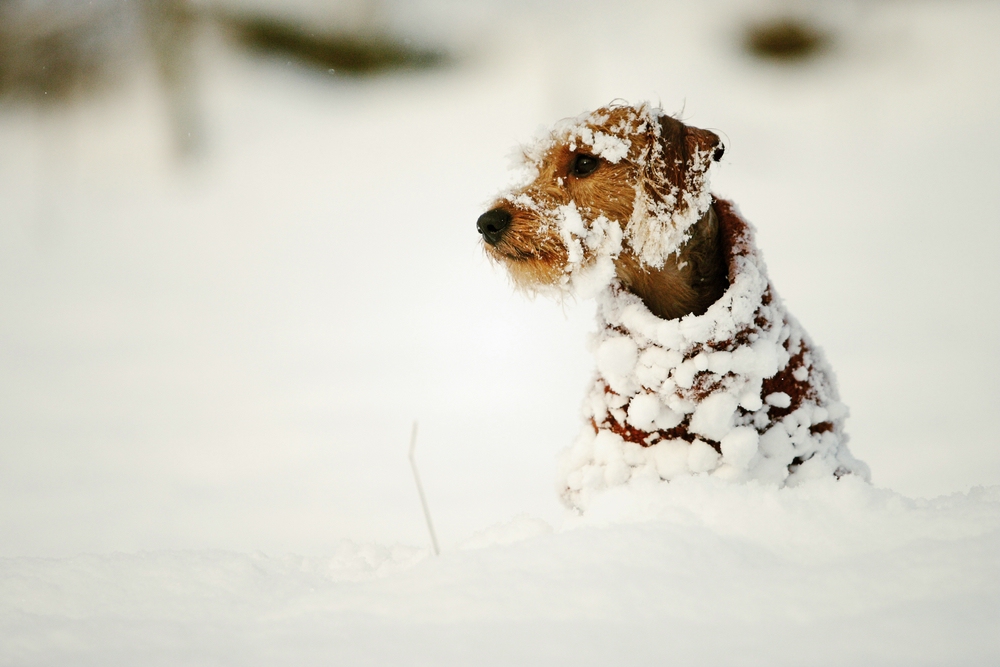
[2,479,998,666]
[1,0,999,664]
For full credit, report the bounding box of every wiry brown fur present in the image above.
[614,205,727,320]
[481,106,729,320]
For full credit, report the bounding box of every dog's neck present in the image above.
[614,203,729,321]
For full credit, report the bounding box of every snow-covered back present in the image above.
[560,200,869,508]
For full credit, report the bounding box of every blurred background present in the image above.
[0,0,997,558]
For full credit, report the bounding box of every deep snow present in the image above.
[3,479,998,666]
[1,0,999,664]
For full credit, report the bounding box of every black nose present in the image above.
[477,208,512,245]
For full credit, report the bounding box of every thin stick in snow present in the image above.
[408,421,440,556]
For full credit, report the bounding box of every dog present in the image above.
[478,102,869,509]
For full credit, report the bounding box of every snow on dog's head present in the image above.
[477,102,724,298]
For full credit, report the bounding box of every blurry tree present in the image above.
[0,0,202,155]
[0,0,140,101]
[741,0,834,62]
[206,0,445,75]
[0,0,446,159]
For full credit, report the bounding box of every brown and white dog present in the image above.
[478,102,869,509]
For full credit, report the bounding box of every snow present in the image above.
[720,426,759,469]
[595,335,639,391]
[1,0,999,664]
[684,439,722,475]
[690,393,740,441]
[766,391,793,408]
[553,204,623,297]
[2,479,998,666]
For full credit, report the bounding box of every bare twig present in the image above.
[408,421,439,556]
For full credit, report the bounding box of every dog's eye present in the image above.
[571,154,600,177]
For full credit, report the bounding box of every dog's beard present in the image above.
[546,203,624,299]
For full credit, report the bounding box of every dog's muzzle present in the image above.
[477,208,511,245]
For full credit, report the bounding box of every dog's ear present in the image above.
[685,126,725,163]
[649,115,721,199]
[626,113,720,268]
[654,116,724,176]
[648,115,689,200]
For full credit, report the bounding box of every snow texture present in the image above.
[2,479,997,667]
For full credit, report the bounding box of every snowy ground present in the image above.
[4,479,998,666]
[1,0,998,664]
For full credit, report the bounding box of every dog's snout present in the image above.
[477,208,512,245]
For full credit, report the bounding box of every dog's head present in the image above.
[478,103,723,296]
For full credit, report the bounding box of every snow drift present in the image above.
[2,478,997,666]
